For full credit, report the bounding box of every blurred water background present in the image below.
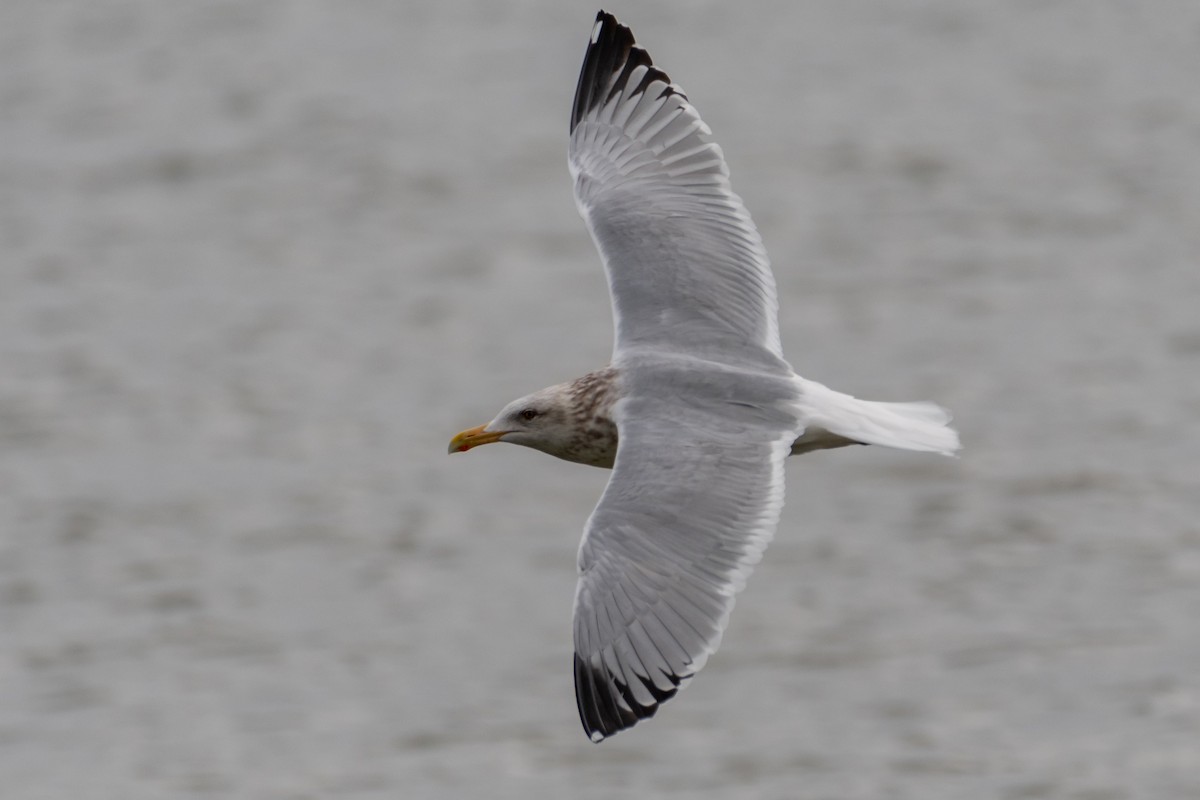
[2,1,1199,798]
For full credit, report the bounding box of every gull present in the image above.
[449,10,959,742]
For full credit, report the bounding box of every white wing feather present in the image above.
[569,14,784,368]
[572,364,799,741]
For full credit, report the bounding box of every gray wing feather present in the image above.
[572,365,800,741]
[569,13,783,367]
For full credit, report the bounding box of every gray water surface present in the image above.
[2,2,1199,798]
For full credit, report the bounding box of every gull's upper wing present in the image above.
[572,364,800,741]
[569,12,784,368]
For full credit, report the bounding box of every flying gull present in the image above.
[449,10,960,742]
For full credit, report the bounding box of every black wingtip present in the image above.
[570,11,677,134]
[574,651,682,742]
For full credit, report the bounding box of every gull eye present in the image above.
[520,408,538,422]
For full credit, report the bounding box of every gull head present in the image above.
[448,384,582,458]
[448,370,620,468]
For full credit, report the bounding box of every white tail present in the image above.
[791,378,960,457]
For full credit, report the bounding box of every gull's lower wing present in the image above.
[572,365,800,741]
[569,12,784,368]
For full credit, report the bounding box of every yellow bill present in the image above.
[448,424,506,454]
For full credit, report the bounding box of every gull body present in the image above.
[449,11,959,742]
[449,360,957,465]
